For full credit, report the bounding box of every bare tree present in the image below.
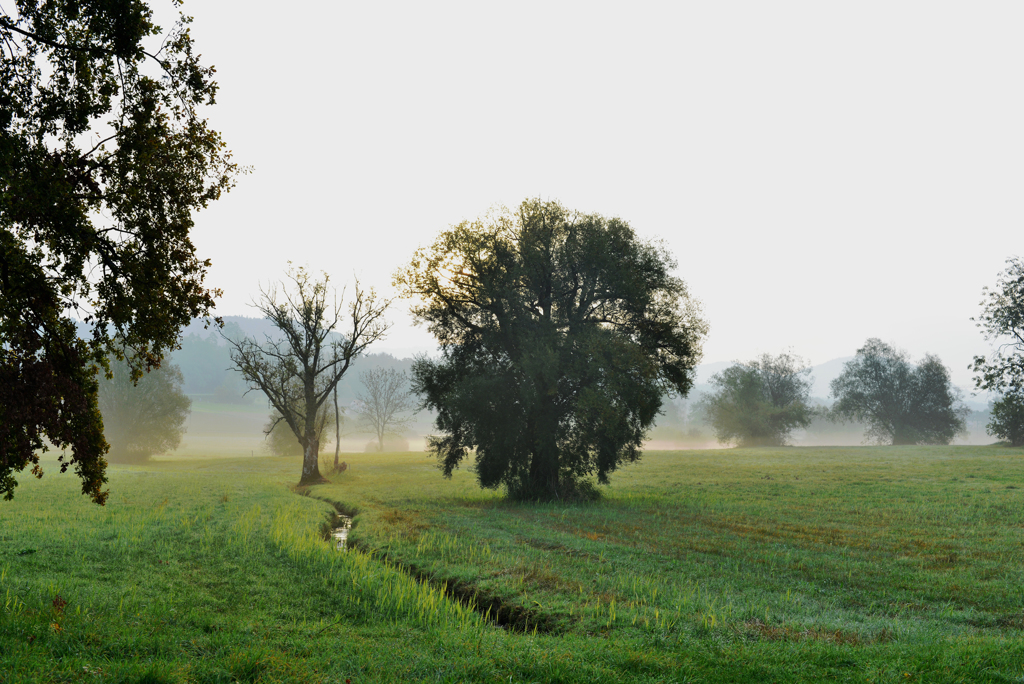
[225,266,389,485]
[356,367,418,452]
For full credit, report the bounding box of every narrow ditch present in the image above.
[315,498,559,634]
[331,514,353,550]
[359,544,561,634]
[318,502,357,551]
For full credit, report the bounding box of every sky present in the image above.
[176,2,1022,389]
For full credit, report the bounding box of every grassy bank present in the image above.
[2,446,1023,682]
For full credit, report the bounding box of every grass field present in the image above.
[2,445,1023,683]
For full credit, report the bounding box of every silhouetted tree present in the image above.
[98,357,191,463]
[830,339,967,445]
[701,353,814,446]
[0,1,238,503]
[355,367,417,452]
[225,267,389,485]
[972,257,1024,445]
[396,199,708,500]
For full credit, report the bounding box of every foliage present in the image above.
[988,392,1024,446]
[225,266,389,484]
[972,257,1024,395]
[972,257,1024,445]
[830,339,967,445]
[97,355,190,463]
[397,199,708,500]
[700,353,814,446]
[0,0,238,502]
[355,367,417,451]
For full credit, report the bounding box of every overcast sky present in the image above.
[179,2,1022,388]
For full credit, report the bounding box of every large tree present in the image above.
[971,257,1024,446]
[396,199,708,500]
[830,339,967,445]
[226,267,389,485]
[701,352,814,447]
[0,1,237,502]
[97,355,190,463]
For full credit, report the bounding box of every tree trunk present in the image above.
[333,384,340,470]
[299,375,325,485]
[891,425,916,446]
[299,436,324,485]
[528,395,560,499]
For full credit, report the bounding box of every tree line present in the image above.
[698,342,972,448]
[94,334,422,466]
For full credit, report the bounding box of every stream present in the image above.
[332,515,353,550]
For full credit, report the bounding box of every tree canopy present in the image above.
[972,257,1024,394]
[1,1,237,502]
[98,355,191,463]
[830,339,967,445]
[701,353,814,447]
[971,257,1024,446]
[396,199,708,500]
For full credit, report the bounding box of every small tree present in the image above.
[830,339,967,445]
[972,257,1024,444]
[97,356,191,463]
[988,393,1024,447]
[225,267,389,485]
[701,353,814,446]
[355,368,417,452]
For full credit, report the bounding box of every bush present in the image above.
[263,408,330,457]
[363,436,410,453]
[988,393,1024,447]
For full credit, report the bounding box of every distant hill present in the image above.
[178,316,288,344]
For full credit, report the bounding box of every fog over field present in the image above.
[163,318,996,457]
[161,2,1024,393]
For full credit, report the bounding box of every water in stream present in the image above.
[332,515,352,550]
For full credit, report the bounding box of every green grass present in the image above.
[2,446,1024,682]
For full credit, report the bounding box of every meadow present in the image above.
[2,445,1023,683]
